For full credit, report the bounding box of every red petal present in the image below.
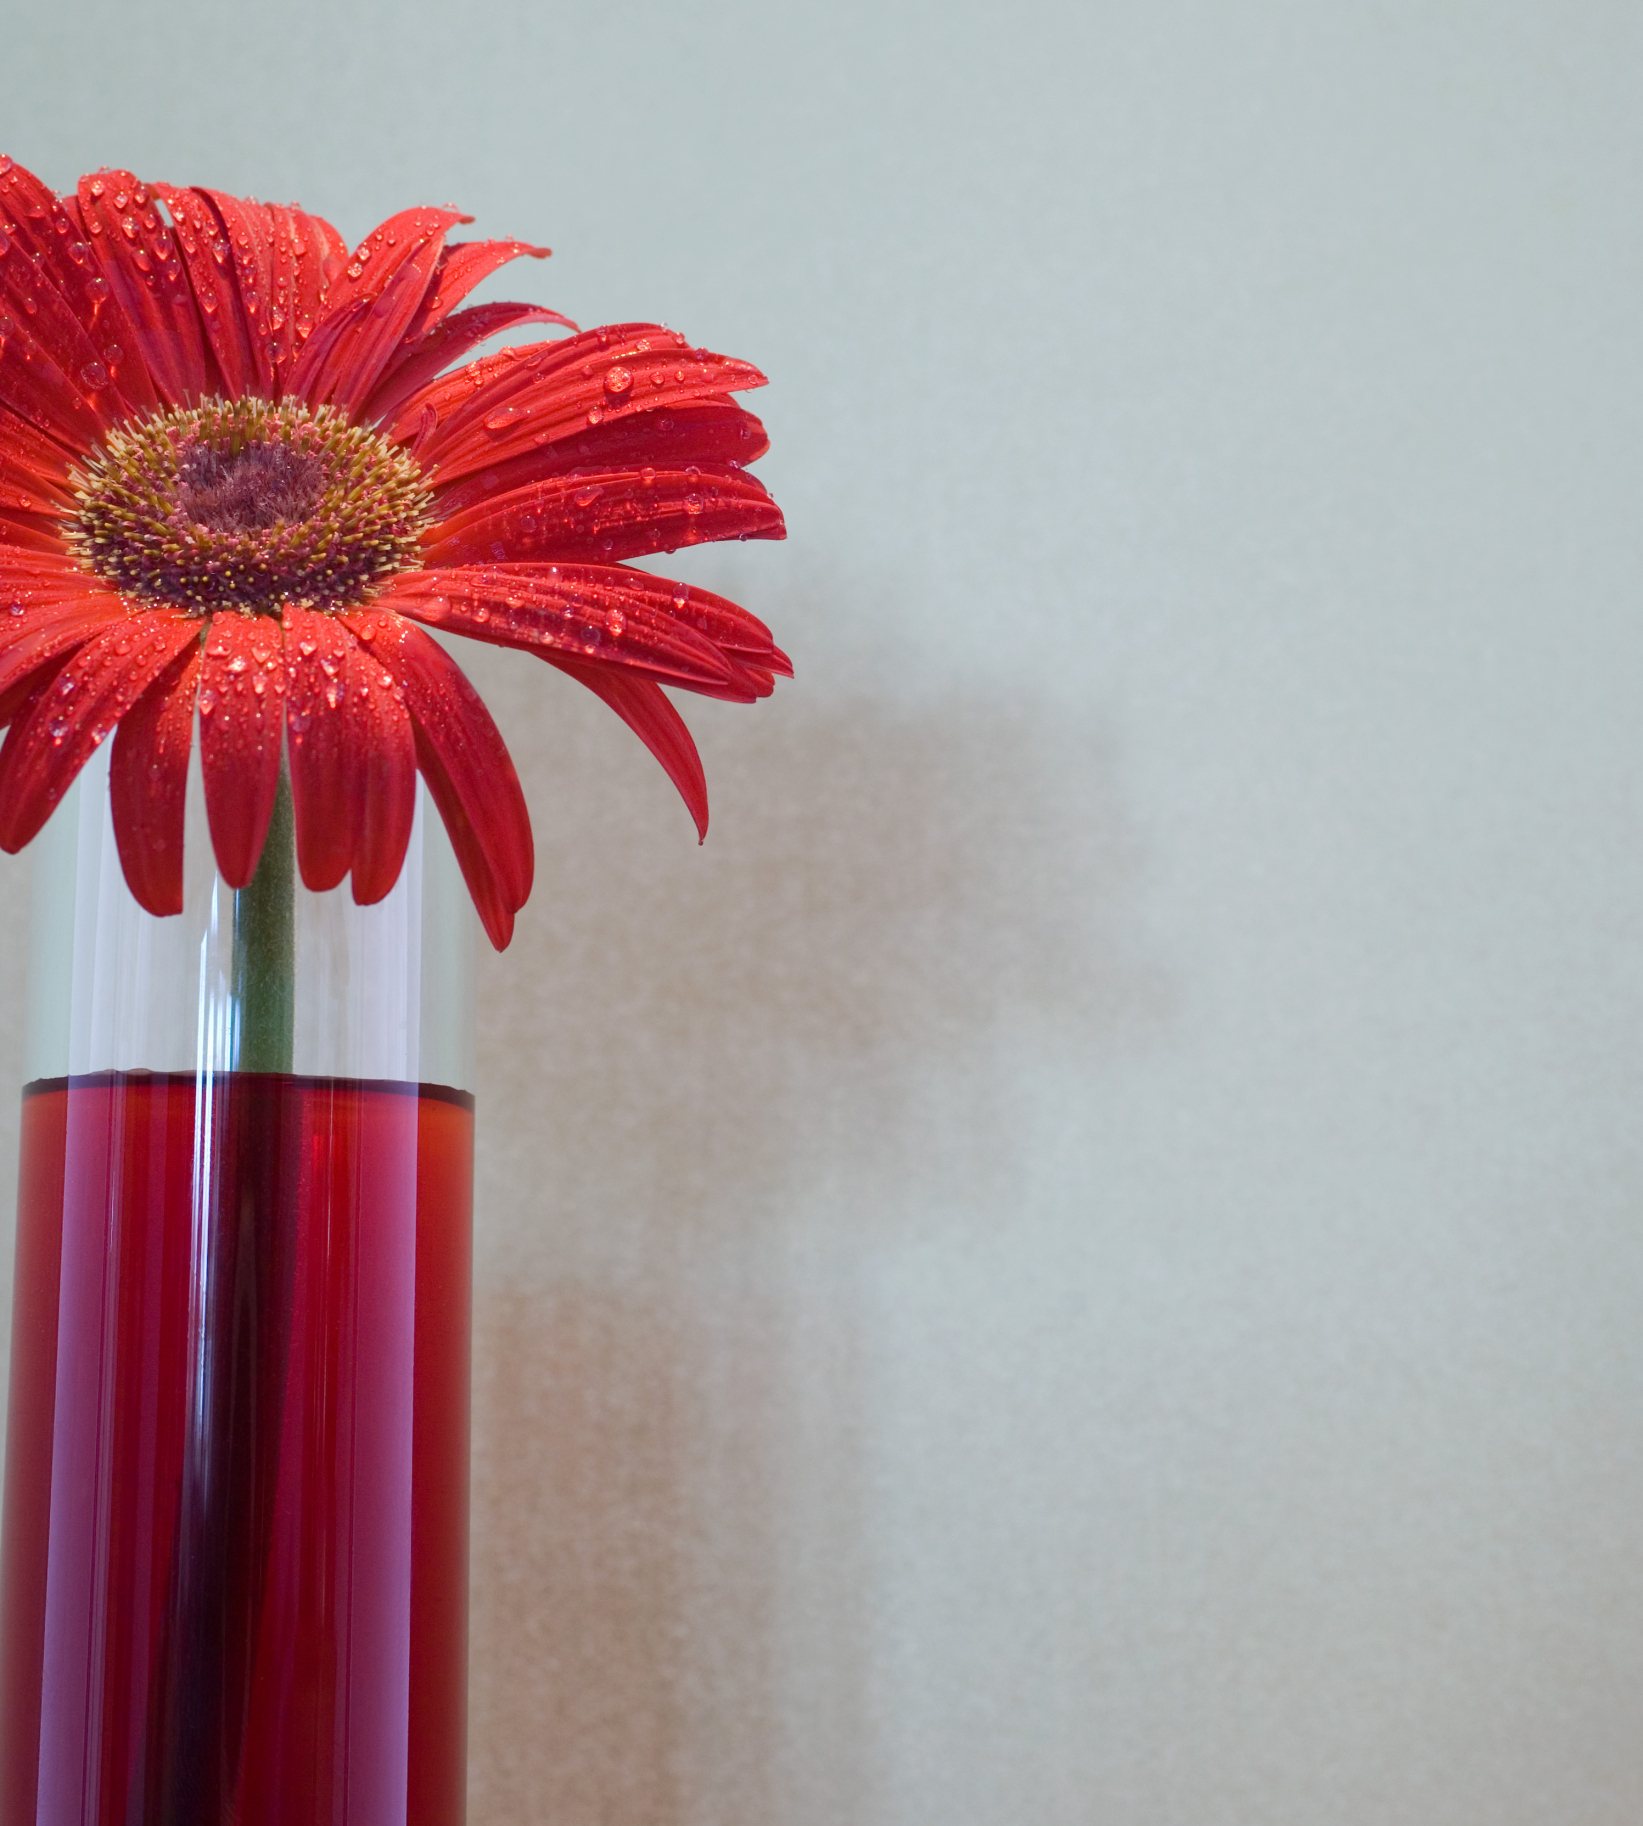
[0,306,109,450]
[0,160,160,420]
[550,658,709,840]
[110,640,201,916]
[0,249,129,434]
[78,171,211,407]
[406,239,552,336]
[395,325,768,485]
[283,604,417,903]
[267,203,349,393]
[153,186,259,398]
[0,609,200,853]
[0,415,77,508]
[287,207,469,414]
[421,464,783,568]
[390,562,787,695]
[282,605,355,891]
[196,191,276,395]
[428,403,770,515]
[339,609,531,948]
[0,596,130,717]
[366,303,574,430]
[198,612,287,888]
[0,512,70,555]
[347,639,417,906]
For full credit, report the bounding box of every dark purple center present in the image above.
[177,442,326,532]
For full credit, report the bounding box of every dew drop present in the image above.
[573,485,600,508]
[586,407,603,426]
[79,360,108,391]
[603,365,633,397]
[227,654,248,674]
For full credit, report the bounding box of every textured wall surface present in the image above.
[3,3,1643,1821]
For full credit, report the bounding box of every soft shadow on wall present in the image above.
[459,605,1167,1824]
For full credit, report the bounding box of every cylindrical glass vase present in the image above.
[0,741,478,1826]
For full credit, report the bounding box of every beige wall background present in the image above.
[3,1,1643,1820]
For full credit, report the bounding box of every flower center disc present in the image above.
[70,398,433,616]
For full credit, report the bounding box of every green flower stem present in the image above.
[232,767,296,1074]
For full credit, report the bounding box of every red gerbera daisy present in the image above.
[0,157,787,947]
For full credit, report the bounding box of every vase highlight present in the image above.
[0,747,476,1825]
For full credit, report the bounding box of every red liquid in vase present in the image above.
[0,1072,473,1826]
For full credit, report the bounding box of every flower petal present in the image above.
[0,412,78,507]
[78,171,212,407]
[0,595,129,718]
[346,641,417,906]
[198,612,287,888]
[283,604,417,903]
[339,609,531,948]
[0,243,130,435]
[153,186,260,398]
[405,238,552,337]
[390,561,788,695]
[0,159,161,419]
[366,302,574,431]
[0,609,200,853]
[287,207,469,415]
[0,513,71,555]
[394,325,768,485]
[549,658,709,840]
[0,303,109,450]
[282,605,356,891]
[428,403,770,515]
[110,639,201,916]
[420,464,783,568]
[267,203,349,392]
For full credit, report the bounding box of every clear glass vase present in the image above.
[0,741,477,1826]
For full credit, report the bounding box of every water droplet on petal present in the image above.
[603,365,633,397]
[586,407,603,426]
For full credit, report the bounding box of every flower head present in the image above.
[0,158,788,946]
